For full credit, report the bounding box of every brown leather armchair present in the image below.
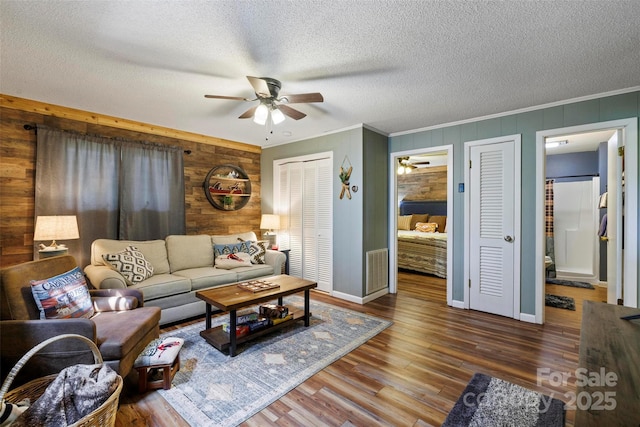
[1,255,161,387]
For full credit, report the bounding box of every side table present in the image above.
[279,249,290,275]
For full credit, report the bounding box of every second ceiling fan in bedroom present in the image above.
[205,76,324,126]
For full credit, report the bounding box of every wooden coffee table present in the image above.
[195,275,317,356]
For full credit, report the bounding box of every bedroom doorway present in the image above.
[535,118,638,323]
[388,145,454,306]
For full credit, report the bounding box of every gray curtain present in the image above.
[35,127,185,269]
[119,140,185,240]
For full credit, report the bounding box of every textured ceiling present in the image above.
[1,1,639,147]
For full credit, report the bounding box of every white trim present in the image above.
[332,289,393,305]
[273,151,333,166]
[388,145,454,305]
[362,288,389,304]
[331,290,366,305]
[391,86,640,137]
[535,118,638,322]
[450,300,465,309]
[464,134,522,319]
[519,313,537,324]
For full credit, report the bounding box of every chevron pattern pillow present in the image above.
[103,245,154,285]
[249,240,268,264]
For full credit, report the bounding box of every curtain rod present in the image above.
[24,123,192,154]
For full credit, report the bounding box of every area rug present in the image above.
[157,296,392,427]
[545,294,576,310]
[442,373,565,426]
[546,278,595,289]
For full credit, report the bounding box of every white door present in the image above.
[303,158,332,292]
[468,138,519,317]
[275,156,333,293]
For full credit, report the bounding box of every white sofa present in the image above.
[84,232,286,325]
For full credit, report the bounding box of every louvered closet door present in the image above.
[469,141,515,317]
[302,158,332,292]
[287,163,304,277]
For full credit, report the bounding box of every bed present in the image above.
[397,200,448,278]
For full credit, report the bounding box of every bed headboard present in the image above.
[399,200,447,216]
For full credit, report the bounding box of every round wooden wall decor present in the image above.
[203,164,251,210]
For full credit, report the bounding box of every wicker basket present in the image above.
[0,334,123,427]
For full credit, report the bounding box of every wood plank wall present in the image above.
[0,96,263,268]
[397,165,447,201]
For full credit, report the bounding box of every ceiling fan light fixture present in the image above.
[271,107,285,125]
[253,103,269,125]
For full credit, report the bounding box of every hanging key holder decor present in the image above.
[339,156,353,200]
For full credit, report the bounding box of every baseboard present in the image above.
[450,300,465,309]
[330,289,389,305]
[363,288,389,304]
[519,313,537,324]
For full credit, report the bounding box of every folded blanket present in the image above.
[12,364,118,427]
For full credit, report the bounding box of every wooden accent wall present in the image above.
[397,165,447,201]
[0,95,262,267]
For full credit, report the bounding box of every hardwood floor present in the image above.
[115,272,606,426]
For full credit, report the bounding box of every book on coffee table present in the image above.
[237,280,280,293]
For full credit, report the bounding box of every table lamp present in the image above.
[260,214,280,249]
[34,215,79,257]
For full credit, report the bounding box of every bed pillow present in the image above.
[30,267,94,319]
[103,245,154,285]
[215,252,252,269]
[429,215,447,233]
[398,215,412,231]
[415,222,438,233]
[410,214,429,230]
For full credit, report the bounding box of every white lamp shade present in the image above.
[260,214,280,230]
[34,215,79,242]
[271,107,285,125]
[253,104,269,125]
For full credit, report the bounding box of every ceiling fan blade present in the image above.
[278,104,306,120]
[280,93,324,104]
[246,76,271,97]
[238,106,258,119]
[204,94,251,101]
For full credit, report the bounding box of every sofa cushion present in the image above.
[211,232,257,245]
[92,306,161,361]
[91,239,170,274]
[30,267,94,320]
[102,246,154,285]
[235,264,277,281]
[166,235,214,272]
[129,274,191,301]
[173,267,239,291]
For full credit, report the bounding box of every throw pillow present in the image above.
[249,240,268,264]
[429,215,447,233]
[213,241,252,257]
[415,222,438,233]
[410,214,429,230]
[102,245,154,285]
[398,215,412,231]
[30,267,95,319]
[215,252,252,269]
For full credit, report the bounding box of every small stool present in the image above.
[134,337,184,393]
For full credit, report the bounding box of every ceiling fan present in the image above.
[397,156,430,174]
[205,76,324,125]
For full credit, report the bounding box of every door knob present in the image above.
[504,235,514,243]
